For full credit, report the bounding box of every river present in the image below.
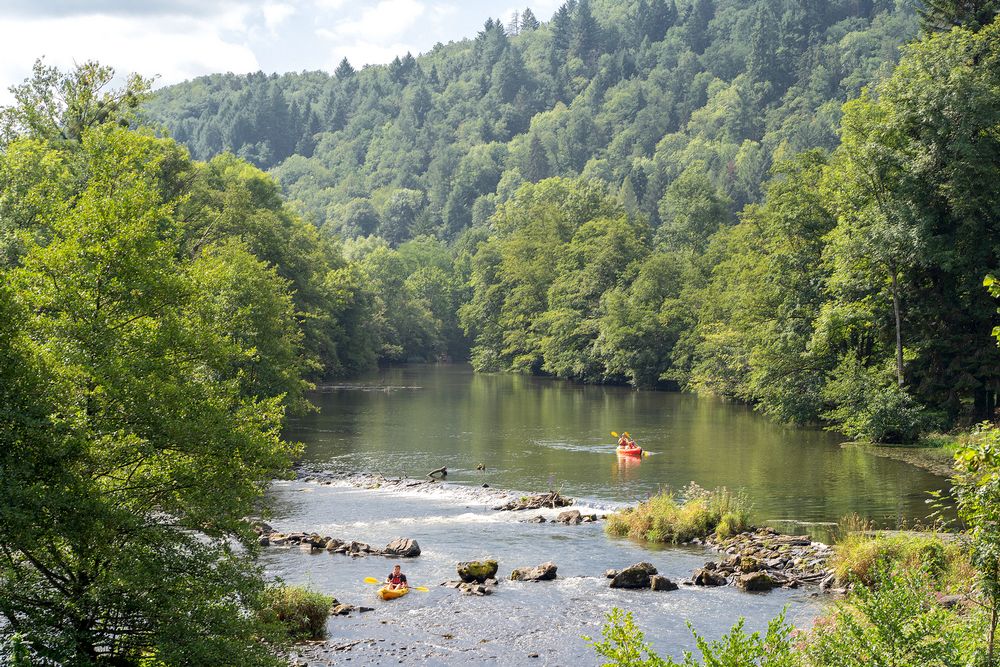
[263,364,948,665]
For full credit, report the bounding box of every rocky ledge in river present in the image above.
[684,527,833,592]
[256,524,420,558]
[492,491,573,511]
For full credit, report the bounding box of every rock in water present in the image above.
[383,538,421,557]
[692,568,728,586]
[736,571,775,592]
[457,559,499,583]
[649,575,678,591]
[610,562,658,589]
[556,509,582,524]
[509,562,558,581]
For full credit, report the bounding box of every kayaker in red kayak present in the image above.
[385,564,408,590]
[617,432,637,450]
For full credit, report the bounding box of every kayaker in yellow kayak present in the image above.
[385,564,409,591]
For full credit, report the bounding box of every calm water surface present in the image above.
[266,364,948,665]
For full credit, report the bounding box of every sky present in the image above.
[0,0,565,102]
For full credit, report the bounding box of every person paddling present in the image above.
[385,564,408,590]
[618,432,636,450]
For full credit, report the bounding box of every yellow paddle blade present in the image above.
[412,586,429,592]
[643,450,651,457]
[610,431,618,438]
[364,577,380,584]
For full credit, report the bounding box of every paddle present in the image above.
[363,576,428,592]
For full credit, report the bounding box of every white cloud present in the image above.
[0,12,260,102]
[326,0,425,41]
[262,2,296,33]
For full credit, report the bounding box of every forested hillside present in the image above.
[142,0,1000,444]
[145,0,916,239]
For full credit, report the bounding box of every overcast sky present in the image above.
[0,0,564,102]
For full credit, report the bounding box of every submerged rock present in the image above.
[510,562,558,582]
[610,562,658,589]
[458,559,499,583]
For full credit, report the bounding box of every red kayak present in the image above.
[616,446,643,457]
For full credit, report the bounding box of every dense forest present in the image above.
[143,0,1000,444]
[3,0,1000,664]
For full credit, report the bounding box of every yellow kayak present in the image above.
[377,586,409,600]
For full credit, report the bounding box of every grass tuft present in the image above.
[605,483,753,544]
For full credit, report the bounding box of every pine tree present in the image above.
[647,0,678,42]
[520,7,540,31]
[747,1,779,89]
[918,0,1000,32]
[522,133,550,182]
[684,0,714,53]
[334,57,355,79]
[571,0,601,66]
[508,10,521,35]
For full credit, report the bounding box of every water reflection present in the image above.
[288,364,949,533]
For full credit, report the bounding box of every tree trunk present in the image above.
[890,268,903,387]
[990,600,997,666]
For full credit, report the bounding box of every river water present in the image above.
[263,364,948,665]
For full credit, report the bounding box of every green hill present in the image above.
[144,0,916,242]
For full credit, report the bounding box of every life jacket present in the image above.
[388,572,407,586]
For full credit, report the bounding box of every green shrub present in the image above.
[822,356,932,443]
[261,585,335,641]
[805,566,984,665]
[586,607,799,667]
[831,530,971,590]
[605,484,753,544]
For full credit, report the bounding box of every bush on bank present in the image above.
[605,484,752,544]
[830,529,972,590]
[261,586,335,641]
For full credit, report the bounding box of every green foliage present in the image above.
[805,566,983,666]
[605,484,752,543]
[586,607,799,667]
[831,531,972,590]
[821,356,932,443]
[952,423,1000,662]
[0,71,312,665]
[262,586,335,641]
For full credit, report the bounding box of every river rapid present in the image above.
[263,364,949,665]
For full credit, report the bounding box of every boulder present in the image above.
[692,568,728,586]
[650,575,678,592]
[524,516,547,524]
[458,559,499,583]
[604,569,619,579]
[736,571,775,592]
[258,535,270,547]
[325,538,344,552]
[330,604,354,616]
[383,538,421,557]
[610,562,658,589]
[510,562,558,582]
[556,510,582,525]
